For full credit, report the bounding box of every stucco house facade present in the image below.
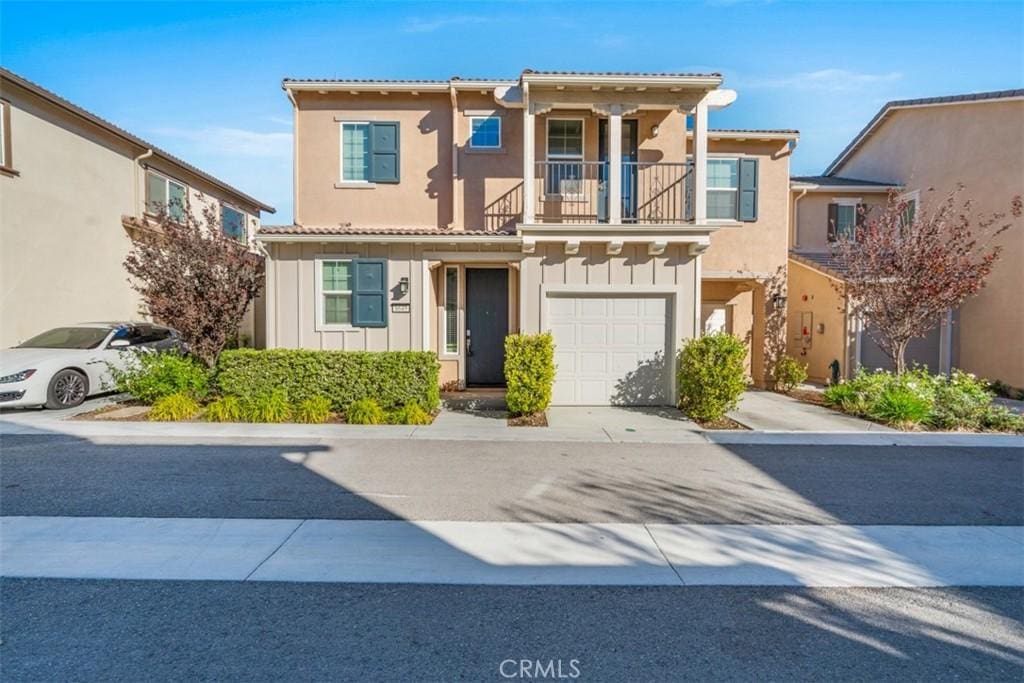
[786,89,1024,388]
[0,68,275,349]
[260,70,797,405]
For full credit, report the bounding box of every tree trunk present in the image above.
[894,339,909,375]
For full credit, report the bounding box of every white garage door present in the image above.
[548,294,672,406]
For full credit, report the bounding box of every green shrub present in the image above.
[774,356,808,394]
[294,396,333,424]
[148,392,200,421]
[216,350,439,412]
[869,386,932,428]
[388,402,433,425]
[111,352,209,404]
[504,333,556,417]
[243,389,292,423]
[928,370,991,430]
[346,398,385,425]
[823,382,868,415]
[980,405,1024,433]
[204,395,244,423]
[677,333,748,422]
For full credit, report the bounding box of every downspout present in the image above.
[449,84,459,230]
[133,148,154,217]
[285,87,299,226]
[792,186,808,250]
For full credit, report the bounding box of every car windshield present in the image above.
[17,327,111,350]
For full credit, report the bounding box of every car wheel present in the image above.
[46,369,89,409]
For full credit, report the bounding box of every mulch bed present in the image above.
[71,402,150,421]
[693,416,749,430]
[508,412,548,427]
[788,388,829,406]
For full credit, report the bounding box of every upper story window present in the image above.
[145,171,186,222]
[707,158,739,220]
[828,199,864,241]
[0,100,11,170]
[341,122,370,182]
[339,121,400,184]
[547,119,584,159]
[469,116,501,149]
[221,204,246,241]
[898,190,919,227]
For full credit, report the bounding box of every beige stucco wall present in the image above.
[0,79,266,349]
[786,260,851,383]
[833,100,1024,387]
[293,91,453,229]
[792,191,890,253]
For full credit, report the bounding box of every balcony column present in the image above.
[522,104,536,224]
[691,95,709,224]
[608,105,623,225]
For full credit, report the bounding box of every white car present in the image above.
[0,323,185,409]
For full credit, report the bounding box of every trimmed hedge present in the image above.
[216,349,440,412]
[677,333,748,422]
[505,333,555,416]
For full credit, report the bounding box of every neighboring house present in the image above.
[0,67,275,349]
[260,69,797,405]
[787,89,1024,388]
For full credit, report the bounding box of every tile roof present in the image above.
[824,88,1024,176]
[283,78,451,85]
[790,251,850,279]
[522,69,722,78]
[258,225,517,237]
[0,67,275,213]
[791,176,899,187]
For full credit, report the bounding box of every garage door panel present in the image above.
[548,293,672,406]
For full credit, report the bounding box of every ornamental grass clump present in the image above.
[346,398,385,425]
[676,333,747,422]
[387,402,433,425]
[204,395,244,423]
[293,396,333,424]
[243,389,292,423]
[148,392,201,421]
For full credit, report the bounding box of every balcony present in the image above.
[535,161,692,225]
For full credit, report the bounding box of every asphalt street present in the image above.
[1,434,1021,524]
[2,579,1021,681]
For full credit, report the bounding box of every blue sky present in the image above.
[2,1,1021,222]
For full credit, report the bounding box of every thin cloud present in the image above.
[402,15,487,34]
[154,126,292,158]
[742,69,903,92]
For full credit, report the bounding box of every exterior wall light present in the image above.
[651,124,660,138]
[398,276,410,297]
[772,294,787,310]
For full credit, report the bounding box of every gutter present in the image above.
[132,148,154,217]
[791,186,808,249]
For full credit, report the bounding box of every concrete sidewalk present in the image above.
[3,516,1021,587]
[729,390,895,432]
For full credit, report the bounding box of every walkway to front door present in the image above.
[465,268,508,386]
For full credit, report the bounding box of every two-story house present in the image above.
[787,89,1023,389]
[259,70,797,405]
[0,67,275,348]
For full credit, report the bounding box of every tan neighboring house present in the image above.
[0,67,275,348]
[787,89,1024,388]
[260,69,798,405]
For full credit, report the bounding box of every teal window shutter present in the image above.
[369,122,400,183]
[738,158,758,222]
[352,258,388,327]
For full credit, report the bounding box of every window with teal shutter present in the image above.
[340,122,399,183]
[738,158,758,222]
[322,260,352,325]
[369,122,399,183]
[352,258,388,327]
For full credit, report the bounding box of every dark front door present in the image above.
[465,268,509,386]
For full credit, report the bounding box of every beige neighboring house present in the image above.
[259,69,799,405]
[787,89,1024,388]
[0,67,275,349]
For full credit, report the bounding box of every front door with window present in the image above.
[465,268,509,386]
[598,119,639,221]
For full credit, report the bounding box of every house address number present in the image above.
[391,303,411,313]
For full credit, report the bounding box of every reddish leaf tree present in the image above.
[124,203,263,367]
[832,186,1021,374]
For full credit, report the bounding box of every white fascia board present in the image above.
[256,233,520,244]
[285,82,451,93]
[788,184,899,193]
[692,130,800,142]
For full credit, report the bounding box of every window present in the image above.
[145,171,186,221]
[443,267,458,353]
[221,204,246,241]
[469,116,501,149]
[546,119,584,196]
[898,190,919,227]
[320,260,353,326]
[341,122,370,182]
[707,158,738,220]
[828,199,862,241]
[835,204,857,238]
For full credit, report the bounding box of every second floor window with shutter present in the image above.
[707,159,739,220]
[341,122,371,182]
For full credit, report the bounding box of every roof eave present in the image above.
[521,73,722,89]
